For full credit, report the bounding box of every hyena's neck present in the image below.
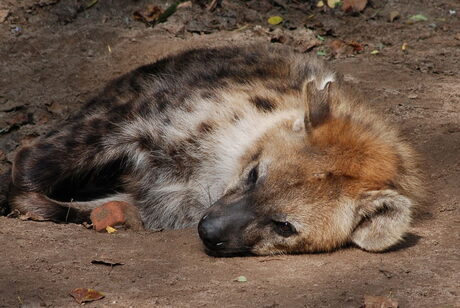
[195,106,303,206]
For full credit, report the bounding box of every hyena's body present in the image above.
[10,44,423,256]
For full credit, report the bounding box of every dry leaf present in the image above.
[0,9,9,23]
[178,1,192,9]
[388,10,400,22]
[106,226,117,233]
[342,0,367,13]
[91,259,124,267]
[348,41,364,52]
[69,288,105,304]
[267,16,283,25]
[363,295,398,308]
[133,5,163,23]
[327,0,341,8]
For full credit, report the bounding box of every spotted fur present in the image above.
[9,44,423,255]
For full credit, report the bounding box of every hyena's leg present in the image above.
[9,189,134,223]
[10,113,132,222]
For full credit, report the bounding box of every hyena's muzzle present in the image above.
[198,196,257,257]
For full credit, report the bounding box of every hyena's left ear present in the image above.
[302,78,333,131]
[351,189,413,252]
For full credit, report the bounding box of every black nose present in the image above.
[198,214,226,250]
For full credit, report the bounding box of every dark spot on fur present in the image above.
[136,135,153,152]
[201,90,216,100]
[136,99,153,116]
[197,121,215,134]
[84,133,101,146]
[154,89,171,112]
[250,96,276,112]
[231,112,241,123]
[108,102,134,122]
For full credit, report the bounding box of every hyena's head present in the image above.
[198,79,423,257]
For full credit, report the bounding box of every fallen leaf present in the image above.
[207,0,220,12]
[370,50,379,54]
[317,1,324,8]
[348,41,364,52]
[327,0,341,8]
[69,288,105,304]
[236,276,247,282]
[91,259,124,267]
[106,226,117,233]
[341,0,367,13]
[408,14,428,23]
[363,295,398,308]
[408,94,418,99]
[268,16,283,25]
[330,39,348,55]
[85,0,98,9]
[0,9,9,23]
[178,1,192,9]
[316,50,327,56]
[388,10,400,22]
[329,39,363,57]
[316,34,325,41]
[133,5,164,24]
[401,42,408,51]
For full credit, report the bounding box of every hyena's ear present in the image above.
[351,190,413,252]
[302,78,333,131]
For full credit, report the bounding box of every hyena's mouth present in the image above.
[202,246,254,258]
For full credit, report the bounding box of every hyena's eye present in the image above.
[273,221,296,237]
[247,165,259,186]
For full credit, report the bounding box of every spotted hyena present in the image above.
[9,44,423,256]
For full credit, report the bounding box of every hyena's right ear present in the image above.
[351,189,413,252]
[302,77,334,131]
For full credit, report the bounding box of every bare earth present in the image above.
[0,0,459,307]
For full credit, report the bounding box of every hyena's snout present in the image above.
[198,198,255,257]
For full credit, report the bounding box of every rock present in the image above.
[90,201,144,232]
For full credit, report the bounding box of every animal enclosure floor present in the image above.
[0,0,459,307]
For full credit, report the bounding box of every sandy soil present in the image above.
[0,0,459,307]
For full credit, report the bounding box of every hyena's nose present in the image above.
[198,198,255,253]
[198,214,226,249]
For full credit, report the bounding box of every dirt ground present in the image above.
[0,0,459,307]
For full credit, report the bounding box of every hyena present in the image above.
[9,44,423,256]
